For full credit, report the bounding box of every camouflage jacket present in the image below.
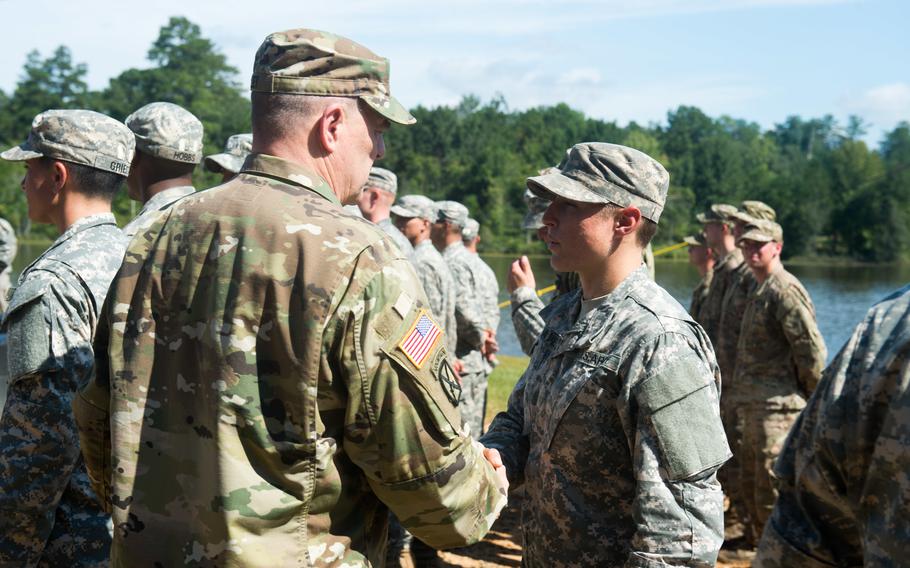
[734,265,826,408]
[121,185,195,239]
[715,261,755,386]
[412,239,457,354]
[377,217,414,260]
[442,242,487,371]
[754,284,910,568]
[510,285,546,356]
[467,252,500,334]
[0,213,126,567]
[689,270,713,327]
[482,266,729,567]
[700,248,743,347]
[73,154,506,567]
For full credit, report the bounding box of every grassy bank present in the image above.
[484,355,530,426]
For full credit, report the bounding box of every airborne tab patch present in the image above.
[398,310,442,368]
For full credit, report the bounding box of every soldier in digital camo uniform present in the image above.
[462,217,501,371]
[122,101,203,239]
[735,219,826,545]
[73,29,507,567]
[0,215,17,313]
[754,284,910,567]
[432,201,492,437]
[358,167,415,260]
[481,143,730,567]
[204,132,253,183]
[0,109,133,566]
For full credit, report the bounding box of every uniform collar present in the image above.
[55,213,117,246]
[138,185,195,216]
[240,153,338,205]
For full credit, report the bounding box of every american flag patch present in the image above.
[398,311,442,368]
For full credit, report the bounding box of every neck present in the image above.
[752,258,780,284]
[53,193,111,234]
[254,139,354,203]
[578,244,642,300]
[713,237,736,259]
[443,232,462,247]
[143,177,191,203]
[465,241,477,253]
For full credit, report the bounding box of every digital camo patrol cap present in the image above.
[250,28,416,125]
[1,109,135,176]
[125,102,204,164]
[205,133,253,175]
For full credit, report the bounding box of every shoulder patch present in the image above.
[398,310,442,369]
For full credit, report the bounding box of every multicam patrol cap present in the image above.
[526,143,670,222]
[205,133,253,174]
[390,194,435,221]
[462,218,480,241]
[730,200,777,225]
[696,204,738,225]
[738,219,784,245]
[1,109,134,176]
[250,28,416,125]
[125,102,204,164]
[435,200,470,228]
[364,167,398,194]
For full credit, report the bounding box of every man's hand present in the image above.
[481,329,499,360]
[453,359,464,384]
[481,445,509,493]
[507,255,536,293]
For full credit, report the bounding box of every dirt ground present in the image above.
[396,490,755,568]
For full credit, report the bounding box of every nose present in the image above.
[373,134,386,161]
[542,201,557,227]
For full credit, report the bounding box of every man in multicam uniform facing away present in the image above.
[204,132,253,183]
[121,101,203,239]
[482,142,730,567]
[74,28,507,567]
[0,109,133,566]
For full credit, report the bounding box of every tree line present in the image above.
[2,17,908,261]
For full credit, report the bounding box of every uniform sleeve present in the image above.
[482,266,501,333]
[479,371,531,487]
[417,262,448,326]
[510,286,546,356]
[626,333,730,567]
[777,288,827,397]
[336,255,507,549]
[450,261,486,349]
[0,279,93,564]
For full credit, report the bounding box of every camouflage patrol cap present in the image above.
[435,200,469,228]
[696,204,738,225]
[730,200,777,225]
[205,133,253,174]
[125,102,204,164]
[523,167,555,230]
[683,233,709,247]
[390,194,435,221]
[738,219,784,244]
[250,28,416,125]
[462,218,480,241]
[364,167,398,194]
[1,109,134,176]
[526,143,669,222]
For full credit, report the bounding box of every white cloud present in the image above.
[841,83,910,129]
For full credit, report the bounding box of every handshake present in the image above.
[475,441,509,492]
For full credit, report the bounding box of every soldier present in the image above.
[432,201,492,437]
[698,203,740,346]
[462,217,501,368]
[735,219,826,545]
[685,233,714,325]
[0,215,17,313]
[754,284,910,567]
[481,143,730,566]
[357,167,415,259]
[204,132,252,183]
[122,102,203,239]
[73,29,507,567]
[0,109,132,566]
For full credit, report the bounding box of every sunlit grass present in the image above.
[485,355,529,426]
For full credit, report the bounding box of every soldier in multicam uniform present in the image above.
[122,102,203,239]
[0,109,132,566]
[204,132,252,183]
[754,284,910,567]
[481,143,730,567]
[735,219,826,545]
[0,215,17,313]
[685,233,714,325]
[462,217,501,370]
[432,201,492,437]
[358,167,415,259]
[73,29,507,567]
[698,203,741,347]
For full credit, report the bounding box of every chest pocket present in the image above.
[543,349,621,451]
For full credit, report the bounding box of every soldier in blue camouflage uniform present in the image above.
[204,132,252,183]
[358,166,415,260]
[122,102,203,239]
[754,284,910,567]
[432,201,492,437]
[482,142,730,567]
[74,29,507,567]
[463,217,501,372]
[0,109,132,566]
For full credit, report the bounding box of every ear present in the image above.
[318,103,347,154]
[50,160,69,193]
[614,206,642,238]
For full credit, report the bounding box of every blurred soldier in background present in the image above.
[685,232,714,325]
[204,132,252,183]
[462,217,500,370]
[0,216,17,313]
[358,166,415,259]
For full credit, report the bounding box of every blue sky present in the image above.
[1,0,907,146]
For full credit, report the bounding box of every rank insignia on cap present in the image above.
[398,311,442,368]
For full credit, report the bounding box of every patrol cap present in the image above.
[462,218,480,241]
[363,167,398,194]
[738,219,784,245]
[1,109,135,177]
[730,200,777,225]
[205,133,253,174]
[526,143,669,222]
[435,200,469,228]
[683,233,709,247]
[250,28,416,125]
[390,194,436,221]
[125,102,204,164]
[523,167,555,230]
[696,204,738,225]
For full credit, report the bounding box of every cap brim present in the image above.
[730,211,756,225]
[362,94,416,125]
[526,172,609,205]
[204,154,242,174]
[1,142,42,162]
[390,205,418,218]
[737,231,775,246]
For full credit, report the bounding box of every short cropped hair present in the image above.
[41,157,123,203]
[251,92,356,141]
